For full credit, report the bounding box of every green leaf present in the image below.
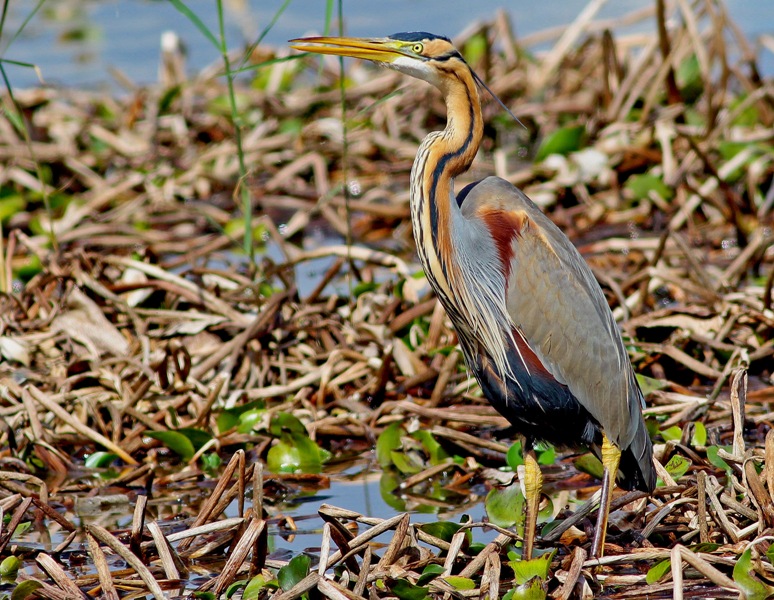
[690,422,707,447]
[0,194,25,224]
[635,374,669,396]
[84,452,118,468]
[201,452,222,475]
[0,556,20,577]
[243,574,277,599]
[418,521,465,544]
[191,592,216,600]
[707,446,732,474]
[377,423,404,468]
[145,431,195,461]
[646,559,671,584]
[167,0,221,50]
[485,482,525,528]
[509,576,547,600]
[509,549,556,585]
[237,408,266,434]
[390,579,429,600]
[380,469,407,511]
[225,580,247,598]
[216,400,266,434]
[390,450,423,475]
[442,576,475,590]
[625,173,674,202]
[278,554,311,591]
[663,455,691,481]
[733,548,774,600]
[507,441,524,470]
[11,580,43,600]
[660,425,683,442]
[411,430,450,465]
[269,412,307,437]
[416,564,445,586]
[536,444,556,466]
[573,453,603,480]
[267,433,325,474]
[535,125,584,161]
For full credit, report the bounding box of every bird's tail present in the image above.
[617,415,656,492]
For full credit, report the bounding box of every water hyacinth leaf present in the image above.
[507,440,524,469]
[84,452,119,468]
[573,453,603,480]
[145,431,195,461]
[278,554,311,591]
[390,449,424,475]
[536,443,556,466]
[635,374,669,396]
[535,125,585,161]
[442,576,475,590]
[691,421,707,447]
[270,412,308,436]
[707,446,733,474]
[216,400,266,434]
[509,549,556,584]
[411,430,450,465]
[416,564,445,586]
[11,580,43,600]
[418,521,469,545]
[508,577,547,600]
[625,173,674,202]
[486,482,524,528]
[237,408,265,434]
[243,574,277,599]
[380,469,407,511]
[267,433,325,474]
[0,555,20,577]
[390,579,430,600]
[646,559,671,584]
[733,548,773,600]
[664,455,691,480]
[377,422,404,468]
[225,580,247,598]
[660,425,683,442]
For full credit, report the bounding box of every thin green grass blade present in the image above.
[167,0,222,51]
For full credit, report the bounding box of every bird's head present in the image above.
[290,32,464,89]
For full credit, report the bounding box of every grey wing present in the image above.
[460,176,643,451]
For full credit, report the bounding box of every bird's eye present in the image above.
[412,43,424,54]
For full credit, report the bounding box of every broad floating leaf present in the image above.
[573,453,603,480]
[690,421,707,447]
[663,455,691,481]
[625,173,674,202]
[277,554,311,591]
[0,555,20,577]
[509,549,556,584]
[390,578,430,600]
[376,422,404,468]
[535,125,585,161]
[486,482,524,528]
[733,548,774,600]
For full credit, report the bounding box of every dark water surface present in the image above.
[3,0,772,89]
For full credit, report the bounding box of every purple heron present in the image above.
[290,32,656,559]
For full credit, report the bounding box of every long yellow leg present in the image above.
[523,447,543,560]
[591,435,621,558]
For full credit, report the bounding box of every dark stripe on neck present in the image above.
[427,71,477,263]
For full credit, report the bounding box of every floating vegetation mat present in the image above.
[0,0,773,598]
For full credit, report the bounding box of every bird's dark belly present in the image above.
[465,337,602,449]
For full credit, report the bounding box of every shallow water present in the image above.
[3,0,771,89]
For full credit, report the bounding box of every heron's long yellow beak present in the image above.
[289,36,404,63]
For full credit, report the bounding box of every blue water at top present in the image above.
[2,0,771,90]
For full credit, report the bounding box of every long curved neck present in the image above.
[410,66,484,302]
